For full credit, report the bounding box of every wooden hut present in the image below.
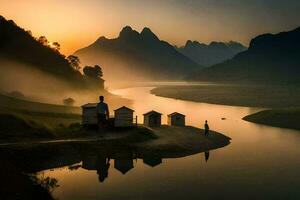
[81,103,98,125]
[167,112,185,126]
[114,106,135,127]
[143,111,162,127]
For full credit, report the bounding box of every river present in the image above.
[40,86,300,200]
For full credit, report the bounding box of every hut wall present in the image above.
[168,115,185,126]
[144,115,161,127]
[114,109,133,127]
[82,107,98,125]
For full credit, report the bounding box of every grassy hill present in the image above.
[0,15,104,91]
[0,93,81,134]
[0,16,80,82]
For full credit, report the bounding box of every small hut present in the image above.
[143,111,162,127]
[81,103,98,125]
[167,112,185,126]
[114,106,135,127]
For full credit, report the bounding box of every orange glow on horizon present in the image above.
[1,0,299,55]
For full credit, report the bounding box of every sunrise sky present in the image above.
[1,0,299,55]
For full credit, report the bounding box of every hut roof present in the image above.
[168,112,185,117]
[114,106,134,112]
[81,103,97,108]
[143,110,162,116]
[114,160,134,174]
[143,157,162,167]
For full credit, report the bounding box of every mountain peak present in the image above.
[185,40,202,48]
[140,27,159,41]
[96,36,107,44]
[185,40,193,47]
[121,26,133,33]
[119,26,139,39]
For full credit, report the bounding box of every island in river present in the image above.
[151,84,300,130]
[243,108,300,130]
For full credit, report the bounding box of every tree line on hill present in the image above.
[0,15,105,90]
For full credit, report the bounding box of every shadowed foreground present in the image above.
[0,125,230,200]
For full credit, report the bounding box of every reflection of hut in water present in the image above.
[81,103,98,125]
[167,112,185,126]
[143,111,162,127]
[82,154,98,170]
[114,159,134,174]
[114,106,135,127]
[143,156,162,167]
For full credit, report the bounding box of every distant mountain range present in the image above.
[188,26,300,84]
[176,40,247,66]
[75,26,201,81]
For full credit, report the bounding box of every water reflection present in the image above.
[80,149,164,183]
[204,151,210,162]
[143,156,162,167]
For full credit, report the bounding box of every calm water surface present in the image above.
[40,86,300,200]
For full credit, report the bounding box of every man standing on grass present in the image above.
[204,120,209,136]
[97,96,109,130]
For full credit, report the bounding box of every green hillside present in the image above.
[0,93,81,130]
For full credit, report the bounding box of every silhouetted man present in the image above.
[97,96,109,130]
[204,120,209,136]
[204,151,210,162]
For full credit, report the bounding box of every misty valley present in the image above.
[1,5,300,200]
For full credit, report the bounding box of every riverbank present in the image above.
[137,126,231,157]
[151,84,300,108]
[0,125,230,199]
[243,108,300,130]
[0,126,231,173]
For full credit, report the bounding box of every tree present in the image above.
[63,98,75,106]
[67,55,81,71]
[52,42,61,52]
[8,91,25,99]
[26,30,32,36]
[37,36,49,46]
[83,65,103,79]
[94,65,103,77]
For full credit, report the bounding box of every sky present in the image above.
[1,0,299,55]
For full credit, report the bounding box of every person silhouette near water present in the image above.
[204,151,210,162]
[204,120,209,136]
[97,96,109,130]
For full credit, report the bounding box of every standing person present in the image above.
[204,120,209,136]
[97,96,109,130]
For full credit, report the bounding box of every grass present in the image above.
[0,113,54,140]
[0,92,80,114]
[151,84,300,108]
[0,92,83,140]
[243,107,300,130]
